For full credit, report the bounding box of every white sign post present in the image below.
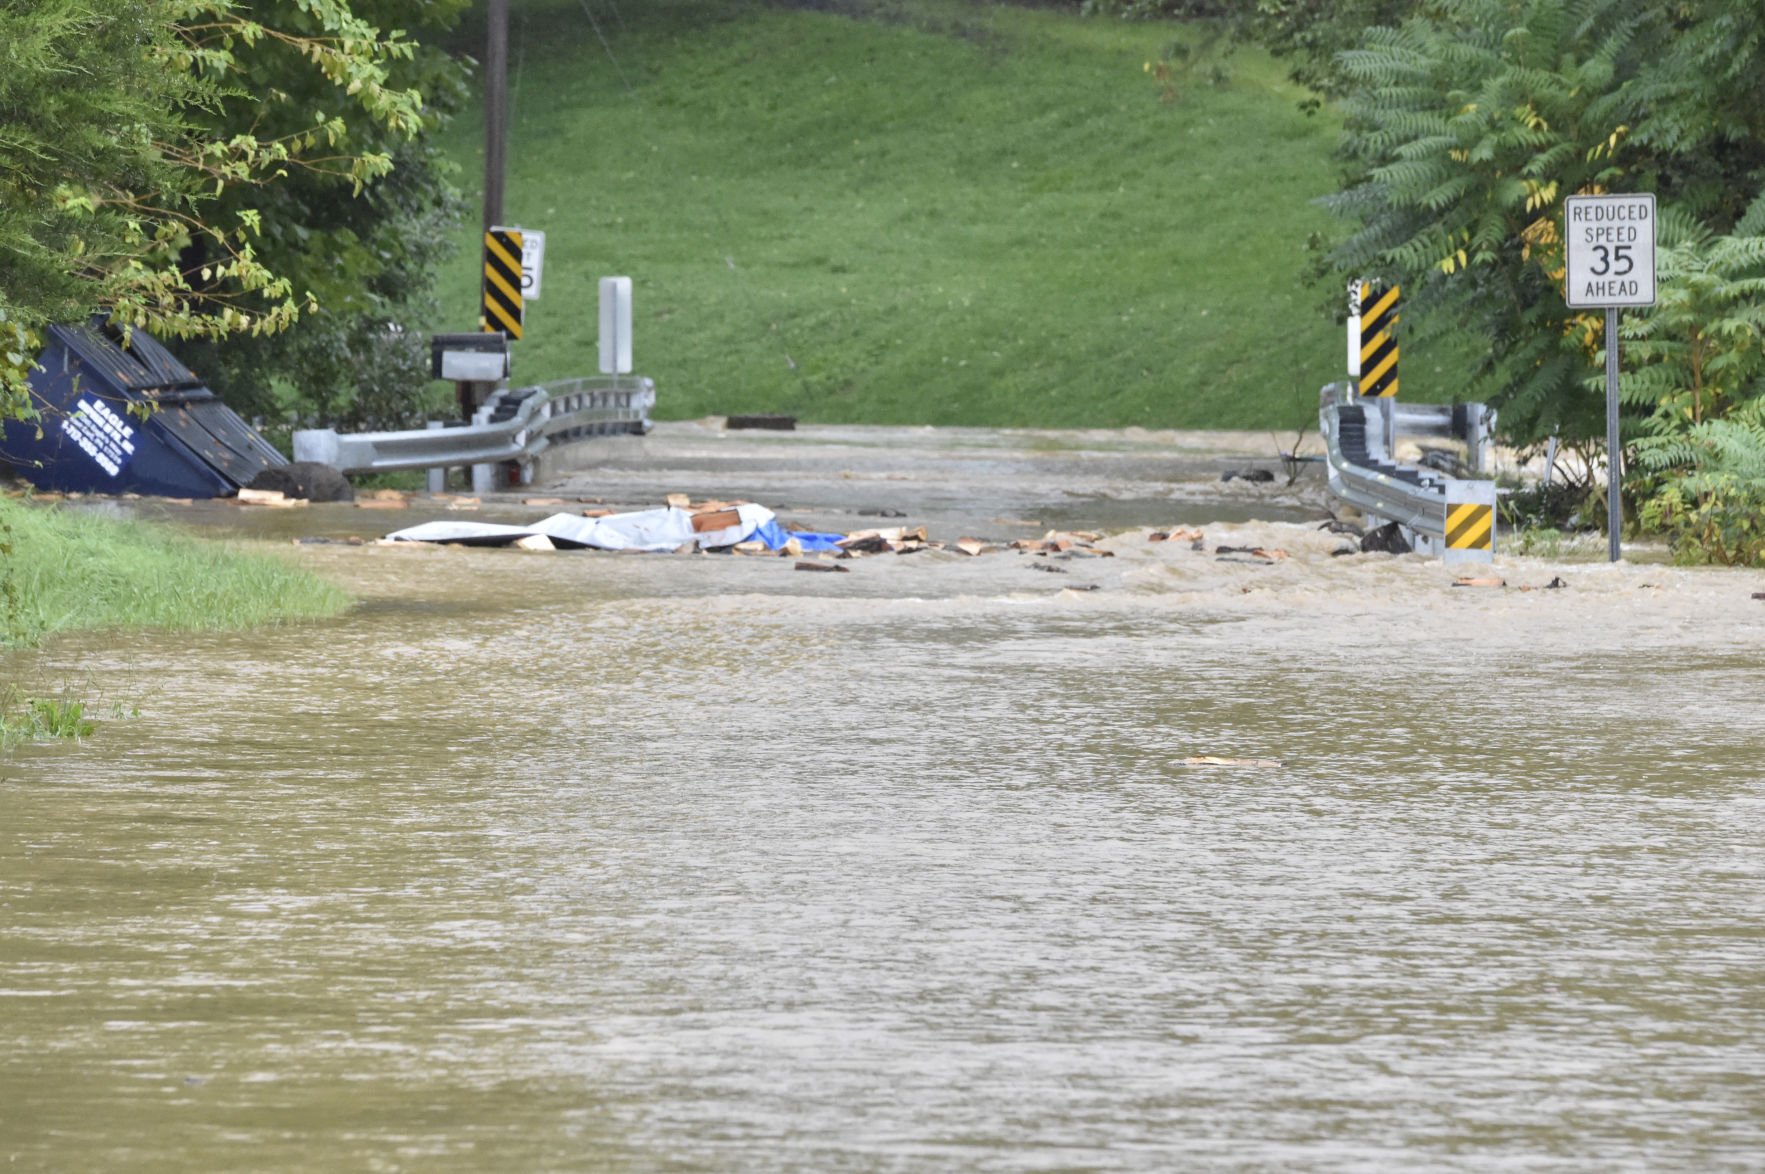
[1564,193,1656,562]
[599,276,632,377]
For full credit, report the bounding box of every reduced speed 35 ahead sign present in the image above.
[1564,193,1656,308]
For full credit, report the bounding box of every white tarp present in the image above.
[385,504,776,552]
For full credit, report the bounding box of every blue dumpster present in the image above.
[0,319,285,498]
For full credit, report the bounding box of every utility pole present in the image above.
[483,0,508,235]
[459,0,510,426]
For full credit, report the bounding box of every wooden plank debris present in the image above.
[1215,545,1288,564]
[1009,530,1115,559]
[236,488,308,508]
[691,508,743,533]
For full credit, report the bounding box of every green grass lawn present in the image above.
[435,0,1448,428]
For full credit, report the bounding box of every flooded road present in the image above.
[4,424,1765,1170]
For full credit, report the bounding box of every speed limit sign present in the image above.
[519,229,545,301]
[1564,193,1655,308]
[1564,192,1657,564]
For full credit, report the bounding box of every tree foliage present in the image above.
[0,0,440,424]
[1623,198,1765,560]
[169,0,470,432]
[1082,0,1413,97]
[1314,0,1765,562]
[1323,0,1667,443]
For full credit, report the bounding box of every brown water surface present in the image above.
[4,425,1764,1170]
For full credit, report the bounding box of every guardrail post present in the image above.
[425,421,447,493]
[291,428,340,467]
[470,406,494,495]
[1469,406,1496,475]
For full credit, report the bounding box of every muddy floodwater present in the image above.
[4,423,1765,1171]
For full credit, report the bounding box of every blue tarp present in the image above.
[753,520,845,552]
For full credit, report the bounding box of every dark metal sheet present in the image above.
[123,328,206,392]
[153,400,285,487]
[51,321,206,396]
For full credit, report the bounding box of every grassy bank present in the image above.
[0,498,349,649]
[436,0,1442,429]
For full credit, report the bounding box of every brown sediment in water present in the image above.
[6,424,1765,1170]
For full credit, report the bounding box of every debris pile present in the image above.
[831,525,931,556]
[1144,527,1292,565]
[1359,521,1412,554]
[382,498,810,553]
[1010,530,1116,560]
[1453,575,1569,591]
[245,461,353,503]
[383,499,1142,578]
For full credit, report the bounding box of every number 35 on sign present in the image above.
[1564,193,1656,308]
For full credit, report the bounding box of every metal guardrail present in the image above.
[292,375,654,487]
[1318,381,1498,560]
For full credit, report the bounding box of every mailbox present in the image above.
[431,332,509,382]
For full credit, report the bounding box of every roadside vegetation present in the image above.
[1231,0,1765,564]
[0,498,349,743]
[0,500,348,647]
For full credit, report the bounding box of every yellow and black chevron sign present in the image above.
[1445,500,1494,551]
[1358,281,1399,398]
[482,228,525,341]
